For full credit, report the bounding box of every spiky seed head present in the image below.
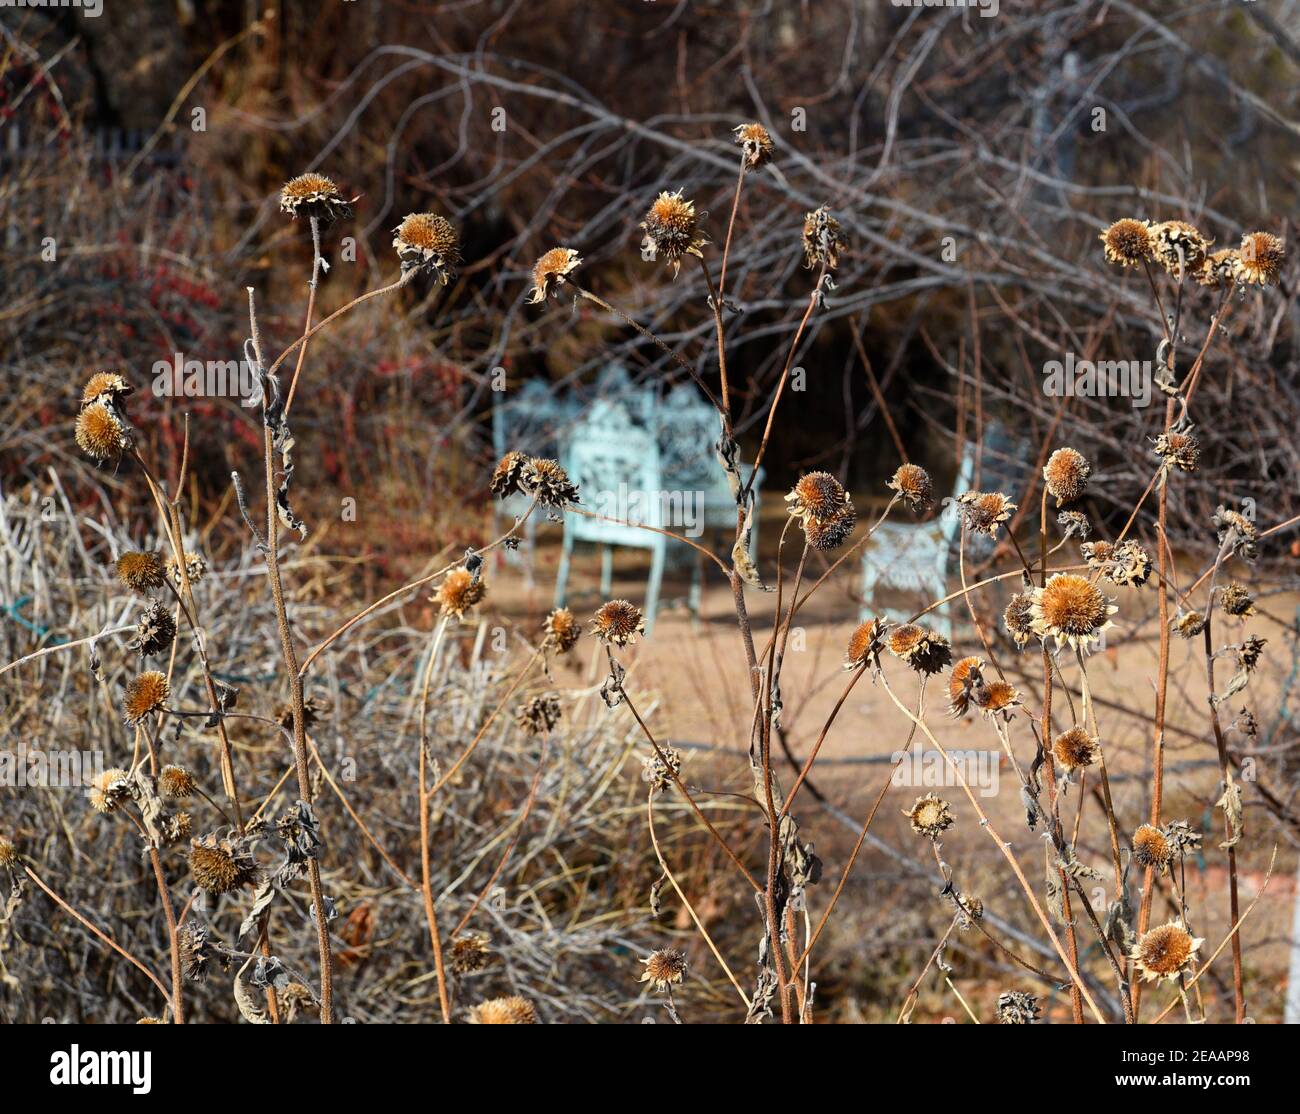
[449,933,491,974]
[957,491,1016,537]
[123,671,169,724]
[1235,232,1285,286]
[1003,591,1035,647]
[468,996,538,1024]
[1132,823,1173,873]
[81,371,133,408]
[279,173,352,224]
[1043,447,1090,507]
[1057,510,1091,539]
[996,990,1041,1024]
[488,450,528,499]
[802,506,856,551]
[435,568,486,620]
[640,189,707,274]
[1131,922,1202,982]
[521,456,579,508]
[1031,574,1116,652]
[947,656,986,718]
[1153,430,1200,473]
[887,623,952,675]
[542,607,580,654]
[785,471,850,519]
[158,764,196,800]
[1214,505,1259,562]
[116,551,165,592]
[802,205,845,270]
[89,767,131,814]
[1171,609,1206,639]
[1104,540,1153,588]
[1198,248,1240,288]
[1239,635,1267,673]
[591,599,645,647]
[1051,727,1100,774]
[1164,820,1202,857]
[844,618,887,670]
[75,399,131,463]
[527,248,582,303]
[1150,220,1211,276]
[642,745,682,794]
[130,599,177,658]
[733,122,774,168]
[979,679,1021,718]
[887,463,932,512]
[187,833,258,895]
[393,212,461,283]
[640,948,688,992]
[1080,540,1114,570]
[905,792,954,840]
[1099,218,1153,267]
[166,551,207,587]
[1219,583,1255,617]
[0,835,19,867]
[515,693,562,736]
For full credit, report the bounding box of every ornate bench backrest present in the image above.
[563,399,664,548]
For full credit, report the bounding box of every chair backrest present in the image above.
[656,383,723,491]
[592,362,658,428]
[492,378,580,461]
[563,400,664,548]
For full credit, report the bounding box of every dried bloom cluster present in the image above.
[786,471,856,551]
[887,463,933,512]
[1132,823,1173,874]
[1030,574,1116,652]
[449,933,491,974]
[1150,219,1211,276]
[957,491,1016,537]
[542,607,580,655]
[1104,540,1153,589]
[527,247,582,303]
[393,212,461,283]
[490,452,581,510]
[75,372,133,464]
[641,189,707,274]
[468,996,538,1024]
[123,670,169,724]
[1164,820,1202,857]
[1043,447,1090,506]
[802,205,845,270]
[904,793,954,840]
[1238,635,1267,673]
[435,568,486,620]
[1214,506,1258,562]
[188,831,259,895]
[1131,921,1202,982]
[1100,217,1284,287]
[515,693,562,736]
[116,550,165,592]
[844,618,887,671]
[887,623,952,676]
[733,122,774,168]
[996,990,1041,1024]
[279,173,352,224]
[158,764,196,800]
[1052,727,1100,776]
[130,599,176,658]
[1153,429,1200,473]
[640,948,688,992]
[1219,583,1255,617]
[592,599,645,647]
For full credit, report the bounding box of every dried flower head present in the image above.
[1051,727,1100,775]
[0,835,17,868]
[89,767,131,814]
[116,550,165,592]
[642,745,682,794]
[393,212,461,283]
[1198,248,1240,288]
[980,680,1021,719]
[887,463,933,512]
[996,990,1041,1024]
[1105,540,1152,589]
[489,450,529,498]
[947,656,986,718]
[1003,591,1035,648]
[1132,823,1173,874]
[75,399,131,463]
[179,922,212,982]
[592,599,646,647]
[166,551,207,587]
[527,247,582,303]
[844,618,887,671]
[158,764,196,800]
[733,122,774,168]
[277,695,324,733]
[468,996,538,1024]
[640,948,688,992]
[123,671,169,724]
[279,173,352,224]
[162,811,193,847]
[1031,574,1116,652]
[886,623,952,675]
[957,491,1016,537]
[542,607,580,655]
[1099,219,1153,267]
[904,793,954,840]
[130,599,176,658]
[188,832,258,895]
[1164,820,1202,857]
[1171,609,1206,639]
[1153,430,1200,473]
[802,205,845,270]
[450,933,491,974]
[521,457,579,508]
[1080,540,1114,571]
[1219,583,1255,618]
[1235,231,1285,286]
[435,568,486,620]
[515,693,562,736]
[802,506,856,551]
[1057,510,1091,539]
[1043,447,1090,506]
[640,189,707,274]
[785,471,850,520]
[1131,921,1202,982]
[1150,220,1211,277]
[82,371,133,408]
[951,891,983,930]
[1214,506,1258,562]
[1238,635,1267,673]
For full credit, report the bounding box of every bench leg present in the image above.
[645,539,665,636]
[600,544,613,597]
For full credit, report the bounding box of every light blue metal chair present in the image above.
[554,399,667,631]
